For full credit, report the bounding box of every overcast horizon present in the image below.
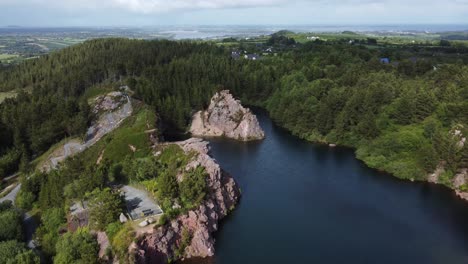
[1,0,467,27]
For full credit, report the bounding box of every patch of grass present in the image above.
[111,223,135,262]
[0,91,18,103]
[0,53,18,60]
[158,144,193,168]
[83,84,115,101]
[79,106,157,165]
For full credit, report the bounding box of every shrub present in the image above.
[111,224,135,262]
[439,170,454,187]
[174,228,192,259]
[105,222,123,241]
[157,214,168,226]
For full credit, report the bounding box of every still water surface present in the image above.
[203,109,468,264]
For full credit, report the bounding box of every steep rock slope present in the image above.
[190,90,264,141]
[135,138,240,263]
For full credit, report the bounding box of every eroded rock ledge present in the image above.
[134,138,240,263]
[190,90,265,141]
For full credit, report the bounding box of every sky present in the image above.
[0,0,468,27]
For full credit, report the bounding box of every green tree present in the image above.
[87,188,123,230]
[180,166,207,208]
[7,250,40,264]
[0,208,23,242]
[54,229,99,264]
[0,240,38,264]
[36,208,66,257]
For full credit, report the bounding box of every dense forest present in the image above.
[0,34,467,262]
[1,36,467,181]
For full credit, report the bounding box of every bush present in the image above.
[439,170,454,187]
[111,224,135,262]
[105,222,123,241]
[157,214,168,226]
[174,228,192,259]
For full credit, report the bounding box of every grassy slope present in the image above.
[78,104,157,165]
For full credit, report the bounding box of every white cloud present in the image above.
[113,0,286,13]
[0,0,287,13]
[0,0,467,20]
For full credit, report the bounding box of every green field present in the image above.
[0,53,19,60]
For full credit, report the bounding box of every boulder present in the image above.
[139,220,150,227]
[119,213,128,223]
[427,161,446,184]
[190,90,264,141]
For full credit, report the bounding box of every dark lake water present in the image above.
[202,109,468,264]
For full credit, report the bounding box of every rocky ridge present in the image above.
[134,138,240,263]
[190,90,264,141]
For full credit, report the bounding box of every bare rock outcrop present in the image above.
[427,161,446,184]
[134,138,240,263]
[190,90,264,141]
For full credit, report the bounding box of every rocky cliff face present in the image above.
[190,90,265,141]
[134,138,240,263]
[428,127,468,201]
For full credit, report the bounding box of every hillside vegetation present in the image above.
[0,33,467,263]
[0,36,467,189]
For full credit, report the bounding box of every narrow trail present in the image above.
[0,184,21,204]
[42,94,133,172]
[0,93,133,250]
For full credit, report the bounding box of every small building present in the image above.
[231,51,241,60]
[244,54,260,60]
[380,58,390,64]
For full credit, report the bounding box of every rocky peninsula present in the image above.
[190,90,265,141]
[134,138,240,263]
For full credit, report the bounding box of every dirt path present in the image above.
[0,93,133,250]
[41,94,133,172]
[0,184,21,204]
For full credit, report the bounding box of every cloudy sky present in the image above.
[1,0,467,26]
